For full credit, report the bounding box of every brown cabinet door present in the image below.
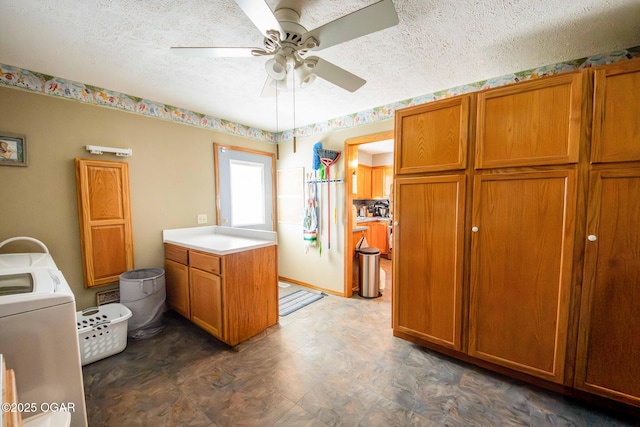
[383,166,393,198]
[371,167,385,198]
[575,168,640,405]
[357,165,371,199]
[369,222,388,254]
[393,175,466,350]
[189,267,223,339]
[164,259,190,319]
[370,166,394,199]
[395,95,470,174]
[591,59,640,163]
[468,170,576,383]
[75,158,134,287]
[476,73,583,169]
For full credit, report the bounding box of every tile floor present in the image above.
[83,260,637,426]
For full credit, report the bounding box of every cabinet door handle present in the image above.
[394,221,398,226]
[587,234,597,242]
[472,226,479,232]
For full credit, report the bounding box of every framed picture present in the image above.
[96,288,120,306]
[0,132,27,166]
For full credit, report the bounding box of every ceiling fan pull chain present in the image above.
[293,69,296,153]
[275,82,279,136]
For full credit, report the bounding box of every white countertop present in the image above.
[356,217,391,223]
[163,226,277,256]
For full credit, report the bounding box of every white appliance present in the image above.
[0,237,87,427]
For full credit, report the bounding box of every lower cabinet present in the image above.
[164,243,278,346]
[393,175,466,351]
[368,221,389,255]
[468,170,576,384]
[574,168,640,406]
[164,259,190,318]
[189,267,223,339]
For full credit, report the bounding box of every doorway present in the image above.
[343,130,394,297]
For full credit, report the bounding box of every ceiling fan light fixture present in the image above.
[265,55,287,80]
[295,64,316,89]
[269,76,289,92]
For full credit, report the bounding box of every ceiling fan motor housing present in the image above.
[268,8,318,59]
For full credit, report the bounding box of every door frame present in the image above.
[213,143,277,231]
[343,130,394,297]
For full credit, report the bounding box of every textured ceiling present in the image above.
[1,0,639,133]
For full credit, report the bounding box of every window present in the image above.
[214,144,275,231]
[229,160,265,227]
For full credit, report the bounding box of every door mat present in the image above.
[279,290,324,316]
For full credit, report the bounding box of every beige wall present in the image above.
[0,86,275,309]
[275,120,393,294]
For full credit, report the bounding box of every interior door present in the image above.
[214,144,275,231]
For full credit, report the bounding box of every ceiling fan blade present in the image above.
[303,0,399,51]
[170,47,269,58]
[306,57,366,92]
[260,76,277,97]
[234,0,285,40]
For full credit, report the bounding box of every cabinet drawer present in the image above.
[165,244,188,265]
[189,250,221,275]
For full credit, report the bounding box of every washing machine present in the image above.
[0,237,87,427]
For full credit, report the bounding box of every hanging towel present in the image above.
[303,175,318,252]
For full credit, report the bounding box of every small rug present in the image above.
[279,290,324,316]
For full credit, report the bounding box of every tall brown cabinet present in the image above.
[393,58,640,408]
[75,158,134,287]
[468,73,584,384]
[393,95,471,351]
[574,60,640,407]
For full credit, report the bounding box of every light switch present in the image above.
[197,214,207,224]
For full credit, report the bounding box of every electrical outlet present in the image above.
[197,214,207,224]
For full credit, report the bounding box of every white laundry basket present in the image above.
[76,303,132,366]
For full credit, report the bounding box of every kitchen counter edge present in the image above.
[163,226,277,256]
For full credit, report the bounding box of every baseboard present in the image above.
[278,276,345,297]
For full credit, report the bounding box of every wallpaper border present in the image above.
[2,46,638,143]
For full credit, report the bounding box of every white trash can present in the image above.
[119,268,166,339]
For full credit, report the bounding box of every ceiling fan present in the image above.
[171,0,399,94]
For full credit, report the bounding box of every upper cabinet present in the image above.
[395,95,471,174]
[371,166,393,199]
[476,73,583,168]
[356,165,393,199]
[591,60,640,163]
[75,158,134,288]
[356,165,372,199]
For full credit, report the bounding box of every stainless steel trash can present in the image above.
[358,247,380,298]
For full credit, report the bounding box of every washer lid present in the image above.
[0,253,58,271]
[0,269,73,317]
[0,270,56,296]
